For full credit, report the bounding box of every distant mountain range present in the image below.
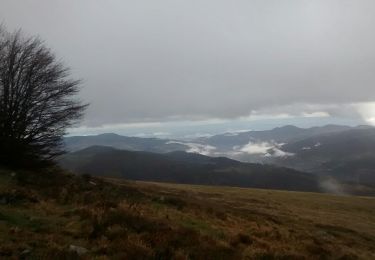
[62,124,375,195]
[59,146,319,192]
[275,127,375,186]
[195,124,354,150]
[64,133,189,153]
[64,124,362,154]
[194,125,375,186]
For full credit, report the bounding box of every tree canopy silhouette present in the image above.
[0,27,87,168]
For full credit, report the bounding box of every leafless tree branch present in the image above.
[0,27,88,168]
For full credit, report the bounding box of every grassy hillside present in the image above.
[0,168,374,259]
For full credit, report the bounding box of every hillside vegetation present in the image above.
[0,168,374,259]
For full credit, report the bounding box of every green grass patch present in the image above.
[180,217,225,239]
[0,208,48,232]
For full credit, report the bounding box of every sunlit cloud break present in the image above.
[235,141,294,158]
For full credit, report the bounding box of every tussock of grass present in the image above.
[0,168,374,259]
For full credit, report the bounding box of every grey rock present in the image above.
[20,249,32,256]
[69,245,88,256]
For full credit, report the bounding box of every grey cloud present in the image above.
[1,0,375,126]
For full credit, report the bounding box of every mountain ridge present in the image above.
[59,145,320,192]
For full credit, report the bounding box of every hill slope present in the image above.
[275,128,375,186]
[64,133,189,153]
[0,169,374,259]
[59,146,319,192]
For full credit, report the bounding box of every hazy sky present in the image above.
[1,0,375,136]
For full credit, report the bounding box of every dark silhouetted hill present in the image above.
[59,146,319,192]
[64,133,188,153]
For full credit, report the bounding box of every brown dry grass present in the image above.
[0,169,374,259]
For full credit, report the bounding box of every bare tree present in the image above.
[0,27,87,168]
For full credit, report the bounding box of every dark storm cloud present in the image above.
[1,0,375,126]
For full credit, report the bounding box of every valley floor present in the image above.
[0,169,374,259]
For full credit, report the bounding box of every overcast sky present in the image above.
[1,0,375,137]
